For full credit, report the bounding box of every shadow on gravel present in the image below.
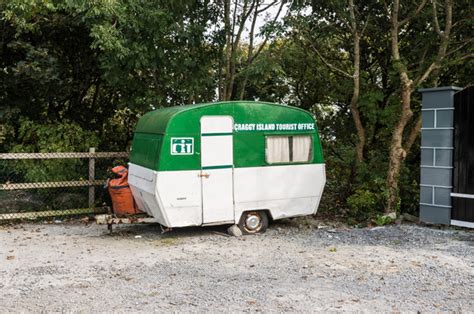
[101,222,231,240]
[100,216,308,240]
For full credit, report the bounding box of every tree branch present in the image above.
[250,0,285,62]
[256,0,278,14]
[431,0,442,36]
[238,0,260,99]
[233,0,254,49]
[361,14,370,36]
[310,43,352,79]
[446,38,474,57]
[348,0,358,34]
[399,0,428,26]
[414,0,452,87]
[454,53,474,62]
[230,0,238,45]
[415,62,438,87]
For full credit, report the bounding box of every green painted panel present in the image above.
[202,132,233,136]
[130,101,324,171]
[130,133,162,169]
[234,133,264,167]
[159,132,201,171]
[202,165,233,170]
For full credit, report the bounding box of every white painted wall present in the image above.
[129,162,325,228]
[233,164,326,220]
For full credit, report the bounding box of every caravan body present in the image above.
[128,101,326,229]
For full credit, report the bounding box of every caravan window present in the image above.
[265,135,312,164]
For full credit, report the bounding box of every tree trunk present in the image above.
[385,0,452,213]
[349,26,365,165]
[385,79,412,213]
[238,3,257,100]
[385,0,413,214]
[223,0,232,101]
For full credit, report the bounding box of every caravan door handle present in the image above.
[199,172,210,178]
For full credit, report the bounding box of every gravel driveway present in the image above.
[0,219,472,312]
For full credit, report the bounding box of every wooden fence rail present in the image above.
[0,151,128,159]
[0,180,107,191]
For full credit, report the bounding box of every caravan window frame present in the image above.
[265,135,313,165]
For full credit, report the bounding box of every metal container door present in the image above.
[452,86,474,227]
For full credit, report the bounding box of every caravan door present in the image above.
[200,116,234,224]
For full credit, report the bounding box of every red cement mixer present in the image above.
[107,165,141,216]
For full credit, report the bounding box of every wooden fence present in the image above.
[0,149,128,221]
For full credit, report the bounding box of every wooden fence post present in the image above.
[89,147,95,209]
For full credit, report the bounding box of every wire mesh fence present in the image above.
[0,149,129,221]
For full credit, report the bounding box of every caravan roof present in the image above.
[130,101,324,171]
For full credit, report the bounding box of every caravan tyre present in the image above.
[238,211,269,234]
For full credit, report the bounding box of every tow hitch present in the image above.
[95,214,159,233]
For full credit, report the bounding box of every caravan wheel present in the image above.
[238,211,269,234]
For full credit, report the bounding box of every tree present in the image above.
[1,0,222,153]
[219,0,286,100]
[385,0,455,214]
[283,0,472,217]
[307,0,369,165]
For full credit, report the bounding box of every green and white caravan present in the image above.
[128,101,325,234]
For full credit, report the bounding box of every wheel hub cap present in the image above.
[245,214,261,230]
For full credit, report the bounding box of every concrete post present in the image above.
[419,86,462,224]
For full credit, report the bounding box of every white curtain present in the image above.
[292,136,312,162]
[266,136,290,163]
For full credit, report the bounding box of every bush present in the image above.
[10,118,99,182]
[347,189,377,219]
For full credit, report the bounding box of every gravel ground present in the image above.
[0,219,472,312]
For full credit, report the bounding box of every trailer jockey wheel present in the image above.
[238,211,268,234]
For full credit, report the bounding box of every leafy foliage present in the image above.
[0,0,472,221]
